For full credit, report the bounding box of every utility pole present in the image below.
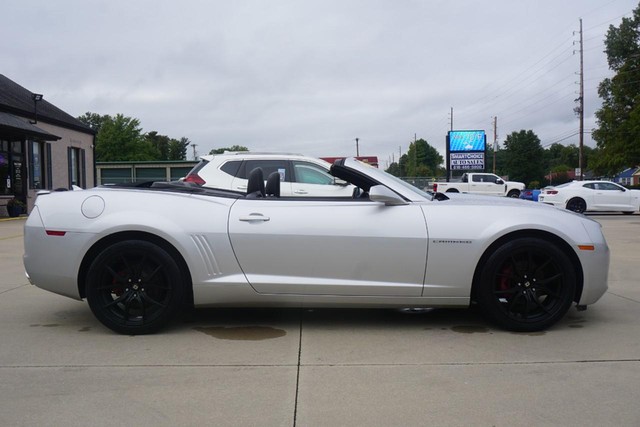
[450,107,454,131]
[413,133,417,174]
[355,138,359,157]
[578,18,584,181]
[493,116,498,174]
[191,143,198,160]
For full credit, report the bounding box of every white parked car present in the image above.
[184,152,354,197]
[24,158,609,335]
[539,180,640,214]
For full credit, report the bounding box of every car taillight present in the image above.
[184,173,205,185]
[433,183,438,192]
[546,190,558,195]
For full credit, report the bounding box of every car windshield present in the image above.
[349,160,432,200]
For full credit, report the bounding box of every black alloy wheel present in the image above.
[566,198,587,214]
[86,240,185,335]
[476,237,576,331]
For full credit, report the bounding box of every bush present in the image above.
[7,198,25,209]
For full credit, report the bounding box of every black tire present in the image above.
[622,211,634,215]
[86,240,185,335]
[566,197,587,214]
[476,237,576,332]
[507,190,520,198]
[446,189,459,193]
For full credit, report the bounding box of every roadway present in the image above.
[0,214,638,426]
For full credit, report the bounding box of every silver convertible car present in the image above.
[24,158,609,334]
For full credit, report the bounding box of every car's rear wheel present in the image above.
[622,211,635,215]
[566,197,587,213]
[86,240,185,335]
[476,237,576,332]
[446,189,459,193]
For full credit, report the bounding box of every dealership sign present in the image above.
[446,130,486,172]
[450,152,485,170]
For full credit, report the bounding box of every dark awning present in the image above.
[0,111,61,141]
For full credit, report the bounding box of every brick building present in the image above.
[0,74,95,215]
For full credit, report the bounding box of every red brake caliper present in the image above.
[498,264,513,300]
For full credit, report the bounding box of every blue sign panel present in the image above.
[448,130,485,152]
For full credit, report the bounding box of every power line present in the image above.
[453,7,634,146]
[542,131,579,147]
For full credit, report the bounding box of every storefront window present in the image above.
[3,140,25,198]
[70,148,78,185]
[0,140,9,195]
[68,147,86,188]
[30,141,44,189]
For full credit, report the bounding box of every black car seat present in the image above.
[246,168,265,198]
[265,172,281,197]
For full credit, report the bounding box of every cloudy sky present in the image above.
[2,0,637,167]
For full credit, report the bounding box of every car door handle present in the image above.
[236,185,247,191]
[239,214,270,222]
[294,190,308,194]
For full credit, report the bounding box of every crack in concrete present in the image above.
[0,283,29,295]
[607,291,640,304]
[293,310,303,427]
[2,359,639,369]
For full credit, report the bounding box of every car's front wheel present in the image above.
[475,237,576,332]
[507,190,520,198]
[86,240,185,335]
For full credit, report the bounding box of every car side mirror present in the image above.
[334,178,348,186]
[496,178,504,185]
[369,185,408,206]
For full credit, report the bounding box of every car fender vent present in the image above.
[191,234,222,276]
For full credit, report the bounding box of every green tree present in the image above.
[485,144,507,176]
[209,145,249,155]
[502,130,545,184]
[168,137,191,160]
[77,112,109,134]
[402,139,443,176]
[95,114,156,161]
[146,131,171,160]
[543,143,597,177]
[592,3,640,175]
[385,162,402,176]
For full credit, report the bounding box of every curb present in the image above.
[0,216,27,222]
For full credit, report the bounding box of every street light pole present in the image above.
[355,138,359,157]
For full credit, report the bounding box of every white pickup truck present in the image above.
[430,173,525,198]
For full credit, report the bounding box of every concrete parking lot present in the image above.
[1,214,639,426]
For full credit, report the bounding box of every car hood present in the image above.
[441,192,538,207]
[435,192,590,219]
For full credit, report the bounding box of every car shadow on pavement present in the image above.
[177,306,491,334]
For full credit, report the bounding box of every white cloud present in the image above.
[1,0,635,166]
